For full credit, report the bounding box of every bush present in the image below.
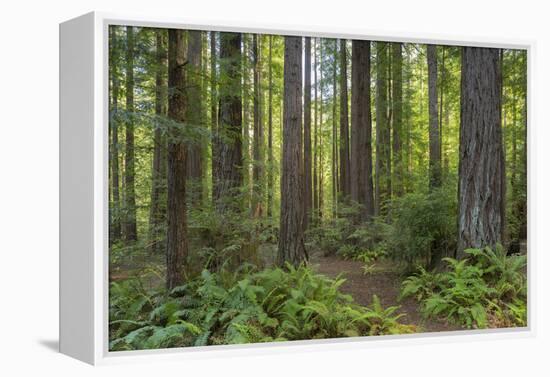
[400,246,527,329]
[110,265,416,350]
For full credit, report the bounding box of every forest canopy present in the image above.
[108,26,527,351]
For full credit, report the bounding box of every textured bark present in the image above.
[252,34,264,217]
[313,38,319,221]
[124,26,138,242]
[303,37,312,227]
[339,39,351,199]
[332,41,338,217]
[267,36,274,217]
[148,30,168,253]
[242,35,251,210]
[427,44,441,190]
[213,33,243,213]
[457,47,505,260]
[166,29,189,290]
[375,42,390,216]
[186,30,204,205]
[109,27,122,243]
[351,40,374,221]
[278,36,307,267]
[391,43,403,197]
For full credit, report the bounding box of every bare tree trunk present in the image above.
[427,44,441,190]
[278,36,307,266]
[332,40,338,217]
[351,40,374,221]
[267,36,274,218]
[124,26,138,242]
[148,30,167,253]
[457,47,505,259]
[166,29,189,290]
[375,42,390,216]
[210,32,218,203]
[339,39,351,199]
[391,42,403,197]
[109,27,122,243]
[313,38,319,222]
[252,34,264,217]
[242,34,251,212]
[186,30,204,205]
[303,37,313,227]
[213,32,243,213]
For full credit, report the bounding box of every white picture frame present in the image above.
[59,11,535,365]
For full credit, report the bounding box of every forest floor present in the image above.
[311,253,462,333]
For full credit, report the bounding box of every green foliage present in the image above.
[110,265,415,350]
[400,246,527,329]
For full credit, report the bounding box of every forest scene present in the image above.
[108,25,528,351]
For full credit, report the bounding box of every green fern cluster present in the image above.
[400,245,527,329]
[110,265,416,351]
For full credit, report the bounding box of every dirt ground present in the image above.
[311,253,462,333]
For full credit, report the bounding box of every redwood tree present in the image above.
[427,44,441,190]
[457,47,505,259]
[278,36,307,266]
[339,39,351,199]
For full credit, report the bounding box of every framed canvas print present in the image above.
[59,11,533,365]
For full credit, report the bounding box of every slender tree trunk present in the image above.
[332,40,338,217]
[278,36,307,266]
[110,27,122,243]
[375,42,390,216]
[351,40,374,221]
[427,44,441,190]
[303,37,313,227]
[148,30,167,253]
[166,29,189,290]
[242,35,251,211]
[457,47,505,259]
[313,38,319,222]
[439,47,446,172]
[339,39,351,199]
[186,30,204,205]
[391,43,403,197]
[210,32,219,203]
[252,34,264,217]
[319,41,324,221]
[213,32,243,213]
[124,26,138,242]
[267,36,274,218]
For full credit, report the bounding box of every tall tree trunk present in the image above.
[109,27,122,243]
[457,47,505,259]
[242,35,251,211]
[339,39,351,199]
[313,39,319,222]
[213,32,243,213]
[351,40,374,221]
[303,37,313,227]
[148,30,167,253]
[427,44,441,190]
[278,36,307,266]
[375,42,390,216]
[186,30,204,205]
[267,36,274,218]
[166,29,189,290]
[391,43,403,197]
[124,26,138,242]
[332,40,338,217]
[319,40,324,221]
[210,31,219,203]
[252,34,264,217]
[439,47,446,172]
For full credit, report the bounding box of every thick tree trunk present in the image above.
[339,39,351,199]
[210,32,219,202]
[375,42,390,216]
[332,41,338,217]
[252,34,264,217]
[313,38,319,222]
[427,44,441,190]
[109,27,122,243]
[278,36,307,267]
[148,30,167,253]
[213,33,243,213]
[186,30,204,205]
[391,43,403,197]
[124,26,138,242]
[242,34,251,211]
[457,47,505,259]
[303,37,313,227]
[351,40,374,221]
[267,36,274,217]
[166,29,189,290]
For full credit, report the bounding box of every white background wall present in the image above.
[0,0,548,375]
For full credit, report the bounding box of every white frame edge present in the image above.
[59,11,536,366]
